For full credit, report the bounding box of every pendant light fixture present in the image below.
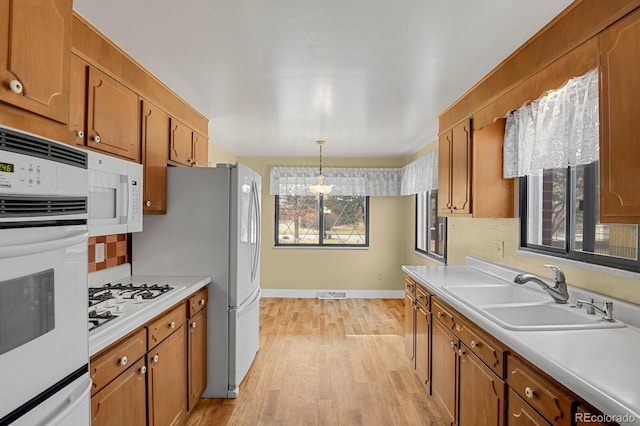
[309,140,332,195]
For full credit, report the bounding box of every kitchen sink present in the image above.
[481,303,627,331]
[442,284,550,306]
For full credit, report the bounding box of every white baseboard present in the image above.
[261,289,404,299]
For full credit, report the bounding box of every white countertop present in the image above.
[88,274,211,356]
[403,259,640,424]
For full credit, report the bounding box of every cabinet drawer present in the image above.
[404,275,416,295]
[147,303,186,349]
[508,356,574,426]
[187,287,208,318]
[416,285,430,311]
[432,298,456,330]
[508,389,550,425]
[458,318,505,378]
[90,328,146,395]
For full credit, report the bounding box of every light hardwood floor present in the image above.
[186,298,444,425]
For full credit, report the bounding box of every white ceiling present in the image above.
[73,0,574,158]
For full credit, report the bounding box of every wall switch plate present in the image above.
[494,240,504,258]
[95,243,105,263]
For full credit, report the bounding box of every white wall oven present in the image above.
[0,127,91,426]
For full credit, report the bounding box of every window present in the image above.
[275,195,369,246]
[520,162,640,271]
[415,190,446,261]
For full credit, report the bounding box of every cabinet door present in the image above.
[472,118,514,218]
[141,100,169,214]
[86,66,140,162]
[404,292,416,363]
[450,119,472,214]
[188,308,207,411]
[415,303,430,390]
[91,357,147,426]
[68,53,88,146]
[147,325,188,426]
[459,345,505,426]
[508,389,550,426]
[599,8,640,223]
[438,129,453,216]
[431,319,458,426]
[169,118,194,166]
[0,0,71,123]
[192,132,208,167]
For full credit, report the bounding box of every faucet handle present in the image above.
[543,264,565,283]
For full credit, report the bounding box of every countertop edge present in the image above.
[402,265,640,424]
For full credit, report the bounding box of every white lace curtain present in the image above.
[270,148,438,196]
[503,68,599,178]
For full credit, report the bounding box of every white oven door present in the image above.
[0,225,89,423]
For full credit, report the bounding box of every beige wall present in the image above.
[237,155,410,292]
[208,141,236,166]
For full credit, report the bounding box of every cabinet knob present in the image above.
[139,365,147,375]
[449,340,455,349]
[145,201,152,207]
[191,322,197,329]
[76,130,85,138]
[200,299,205,305]
[8,79,23,94]
[471,340,479,348]
[169,321,176,329]
[524,387,535,399]
[437,312,443,318]
[152,354,159,363]
[118,356,128,366]
[93,135,101,143]
[458,349,465,357]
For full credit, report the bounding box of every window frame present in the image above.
[519,164,640,273]
[414,190,447,262]
[274,194,370,247]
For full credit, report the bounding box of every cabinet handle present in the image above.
[458,349,465,357]
[139,365,147,374]
[152,354,159,363]
[8,79,23,94]
[200,299,205,305]
[449,340,455,349]
[437,312,443,318]
[145,201,152,207]
[191,322,197,329]
[118,356,128,366]
[169,321,176,329]
[76,130,85,138]
[471,340,479,348]
[93,135,101,143]
[524,387,535,399]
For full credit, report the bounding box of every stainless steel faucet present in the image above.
[576,299,615,322]
[513,264,569,304]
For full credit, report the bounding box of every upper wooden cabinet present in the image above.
[0,0,72,124]
[170,118,208,167]
[439,118,472,216]
[68,53,88,145]
[599,8,640,224]
[141,100,169,214]
[85,66,140,162]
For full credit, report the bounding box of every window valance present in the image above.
[270,148,438,196]
[503,68,599,178]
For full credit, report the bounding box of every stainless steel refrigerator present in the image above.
[132,164,261,398]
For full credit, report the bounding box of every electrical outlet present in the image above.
[95,243,105,263]
[494,240,504,258]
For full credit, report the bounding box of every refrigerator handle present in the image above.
[252,180,261,282]
[249,181,257,282]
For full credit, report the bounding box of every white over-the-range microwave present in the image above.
[86,149,143,237]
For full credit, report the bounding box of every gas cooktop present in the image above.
[88,282,175,331]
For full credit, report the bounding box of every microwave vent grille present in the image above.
[0,127,88,169]
[0,196,87,217]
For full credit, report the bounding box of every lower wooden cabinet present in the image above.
[91,357,147,426]
[508,389,550,426]
[147,325,188,426]
[431,319,458,425]
[188,308,208,411]
[459,346,505,426]
[415,303,430,389]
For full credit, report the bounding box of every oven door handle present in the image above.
[43,375,92,425]
[0,230,88,259]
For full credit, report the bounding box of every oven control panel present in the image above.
[0,152,58,194]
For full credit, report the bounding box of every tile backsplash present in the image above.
[88,234,129,272]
